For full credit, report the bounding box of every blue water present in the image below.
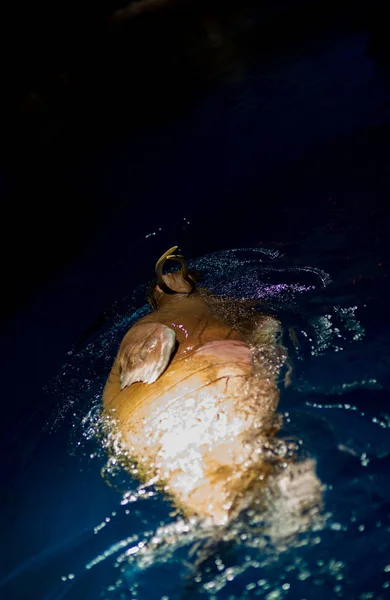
[1,30,390,600]
[2,239,390,600]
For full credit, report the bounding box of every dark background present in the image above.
[0,0,389,478]
[1,0,389,318]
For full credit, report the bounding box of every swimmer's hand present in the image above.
[118,322,176,389]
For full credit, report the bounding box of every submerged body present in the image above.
[103,247,321,527]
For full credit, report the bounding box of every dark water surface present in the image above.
[1,27,390,600]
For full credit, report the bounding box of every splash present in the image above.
[46,246,390,600]
[188,247,330,307]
